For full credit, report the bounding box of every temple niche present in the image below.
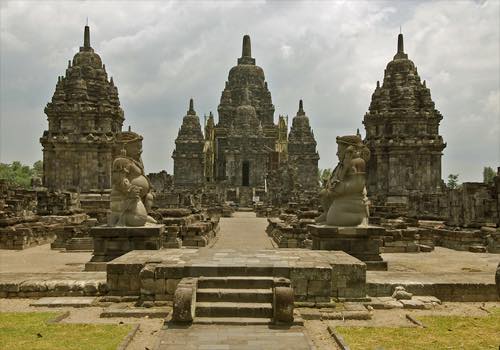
[40,25,124,192]
[363,33,446,212]
[172,35,319,205]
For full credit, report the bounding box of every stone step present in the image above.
[196,302,273,318]
[193,317,272,325]
[196,288,273,303]
[66,237,93,251]
[198,276,274,289]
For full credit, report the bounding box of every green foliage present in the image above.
[483,166,496,184]
[0,161,43,188]
[447,174,459,189]
[0,312,132,350]
[336,307,500,350]
[318,168,332,185]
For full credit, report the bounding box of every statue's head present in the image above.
[116,131,143,160]
[336,134,370,162]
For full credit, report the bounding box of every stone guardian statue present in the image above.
[316,134,370,226]
[109,131,157,227]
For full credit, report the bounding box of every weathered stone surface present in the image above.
[40,25,124,192]
[273,286,294,323]
[172,278,197,323]
[309,224,387,271]
[87,224,164,266]
[170,35,318,207]
[106,249,366,301]
[30,296,96,308]
[363,33,446,216]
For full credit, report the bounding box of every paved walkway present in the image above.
[155,324,316,350]
[212,211,274,250]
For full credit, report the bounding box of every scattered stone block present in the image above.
[100,305,169,318]
[30,297,96,308]
[400,299,430,310]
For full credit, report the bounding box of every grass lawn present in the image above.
[0,312,133,350]
[336,308,500,350]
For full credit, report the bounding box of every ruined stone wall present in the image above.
[446,182,498,228]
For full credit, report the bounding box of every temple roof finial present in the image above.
[298,99,305,116]
[397,33,404,54]
[242,35,251,58]
[188,98,195,115]
[84,24,91,49]
[238,35,255,65]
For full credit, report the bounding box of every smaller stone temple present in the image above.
[40,25,124,192]
[172,99,205,187]
[287,100,320,191]
[363,33,446,209]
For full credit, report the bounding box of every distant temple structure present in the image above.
[172,35,319,205]
[363,33,446,209]
[40,25,124,191]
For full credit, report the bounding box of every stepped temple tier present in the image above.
[172,35,319,206]
[363,33,446,217]
[40,25,124,192]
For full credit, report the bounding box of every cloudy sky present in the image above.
[1,0,498,182]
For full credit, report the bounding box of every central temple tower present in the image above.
[213,35,279,184]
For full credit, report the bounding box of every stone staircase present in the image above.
[172,275,296,325]
[195,276,274,323]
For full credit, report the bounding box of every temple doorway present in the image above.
[242,161,250,186]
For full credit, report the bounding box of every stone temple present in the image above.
[363,33,446,211]
[40,25,124,192]
[172,35,319,205]
[1,22,499,350]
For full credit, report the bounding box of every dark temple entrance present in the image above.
[242,161,250,186]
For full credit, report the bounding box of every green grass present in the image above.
[0,312,133,350]
[336,308,500,350]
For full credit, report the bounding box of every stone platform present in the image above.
[308,224,387,271]
[106,248,367,302]
[85,224,165,271]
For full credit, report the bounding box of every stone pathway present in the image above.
[155,324,316,350]
[212,211,274,250]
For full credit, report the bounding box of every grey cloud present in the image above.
[0,0,498,182]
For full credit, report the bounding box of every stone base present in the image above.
[86,224,165,271]
[106,249,367,300]
[308,225,387,271]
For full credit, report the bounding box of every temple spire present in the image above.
[242,35,251,58]
[187,98,196,115]
[238,35,255,65]
[298,99,305,116]
[397,33,404,54]
[84,25,90,49]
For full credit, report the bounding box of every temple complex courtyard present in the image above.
[1,2,499,349]
[1,212,499,349]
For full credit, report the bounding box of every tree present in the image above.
[33,160,43,177]
[447,174,459,189]
[0,161,43,188]
[318,168,332,186]
[483,166,496,185]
